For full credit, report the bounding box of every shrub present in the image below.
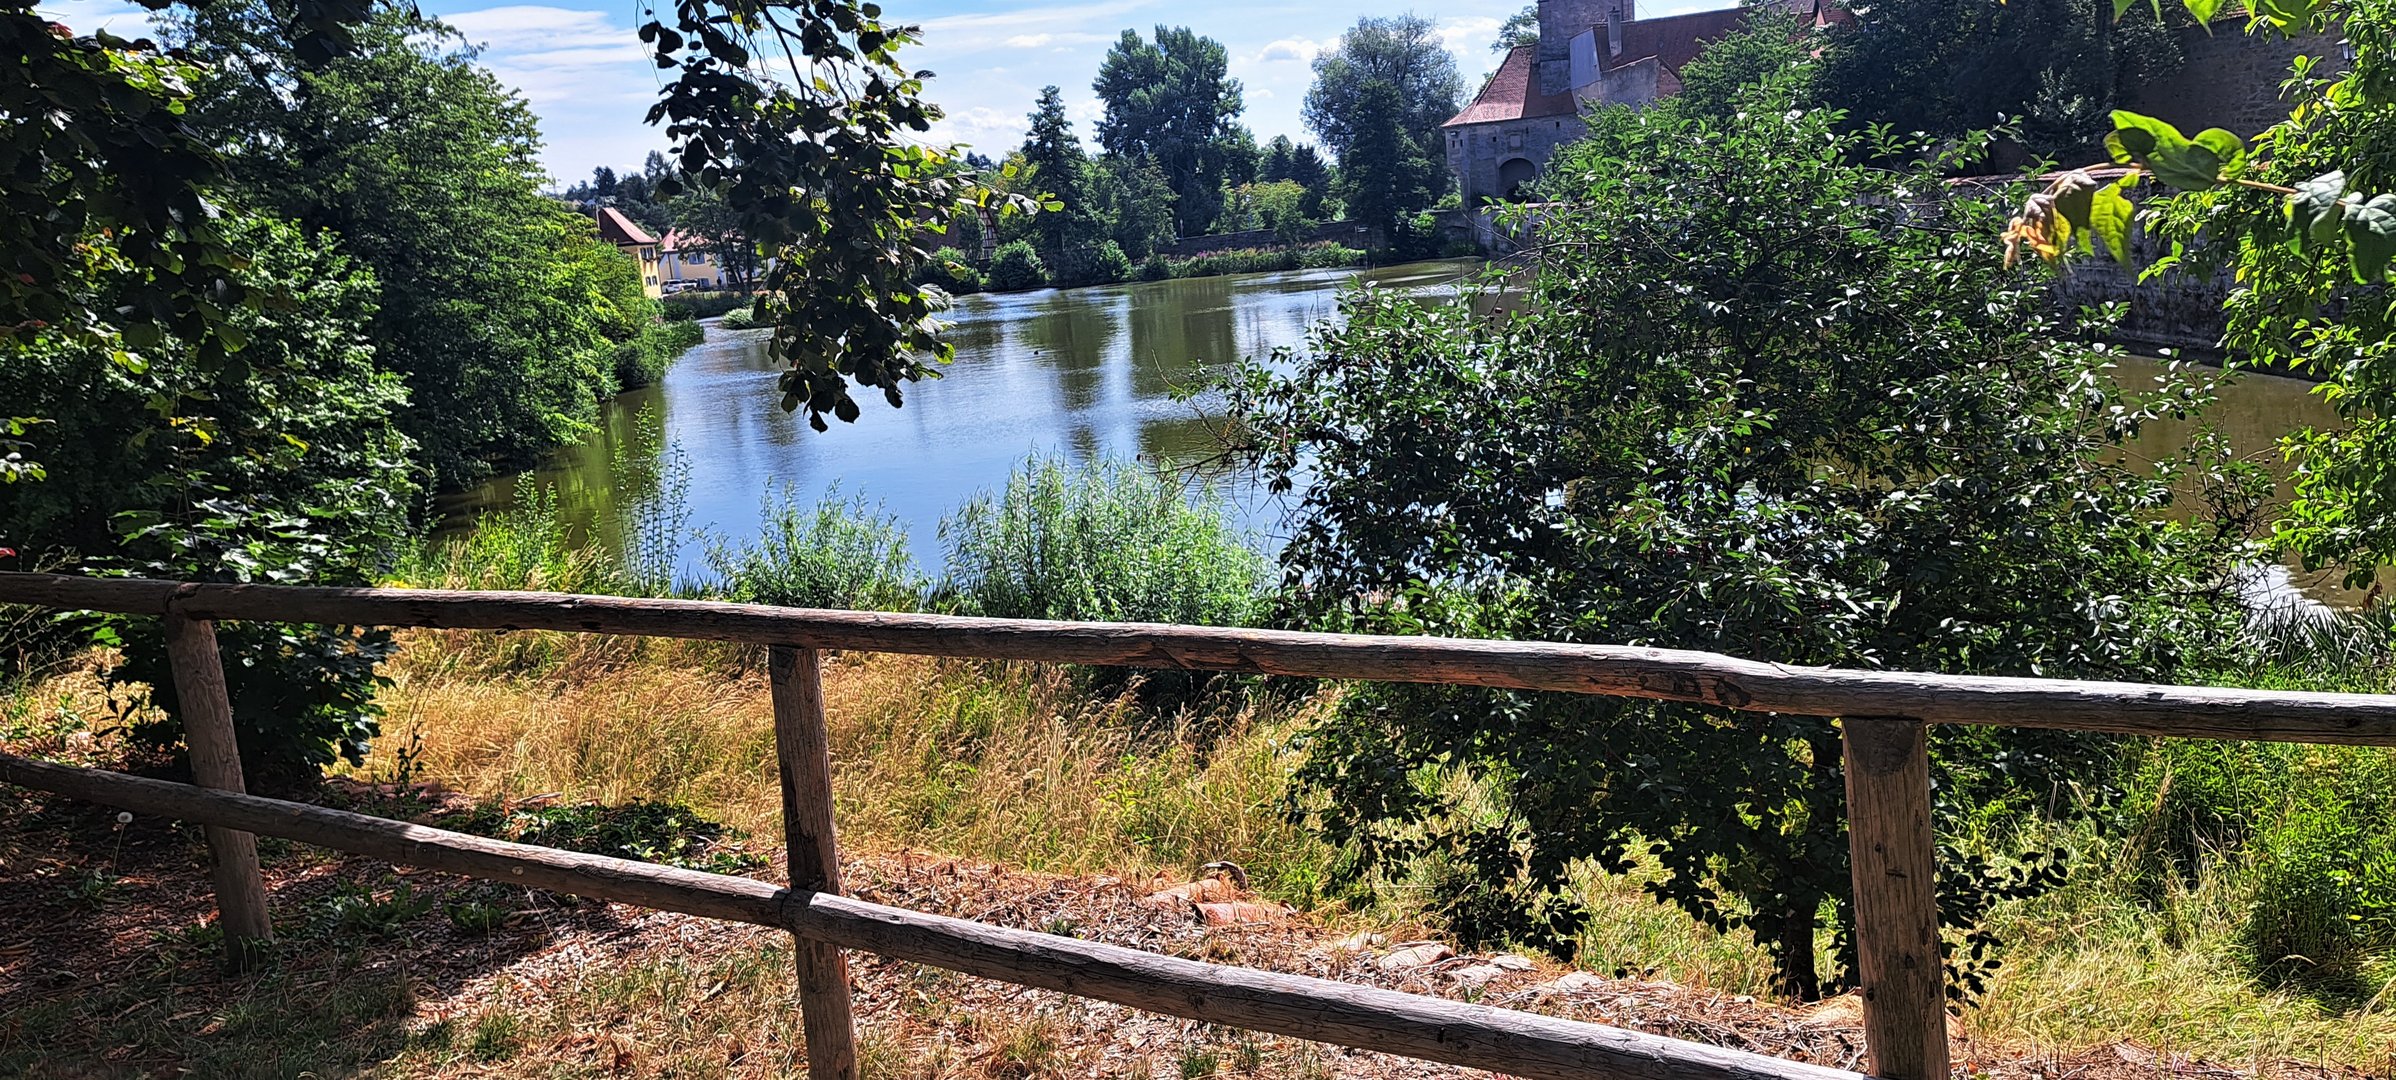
[703,487,925,611]
[941,456,1264,628]
[719,304,772,330]
[0,216,420,790]
[986,240,1049,291]
[1233,96,2257,995]
[658,290,754,320]
[915,247,985,295]
[1074,240,1133,286]
[608,319,703,391]
[1136,255,1172,282]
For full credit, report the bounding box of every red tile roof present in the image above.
[595,206,657,247]
[1445,44,1577,128]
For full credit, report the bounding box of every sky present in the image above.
[38,0,1724,185]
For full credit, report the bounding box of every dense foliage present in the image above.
[1814,0,2184,158]
[1232,98,2257,997]
[1094,26,1255,237]
[0,215,417,786]
[1305,16,1461,241]
[166,1,681,485]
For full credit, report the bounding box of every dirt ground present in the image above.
[0,778,2373,1079]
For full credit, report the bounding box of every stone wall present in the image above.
[1447,115,1588,204]
[1536,0,1633,94]
[2122,27,2346,138]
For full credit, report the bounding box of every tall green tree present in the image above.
[1022,86,1091,270]
[164,0,664,485]
[1234,97,2255,997]
[1259,135,1335,218]
[1304,15,1461,235]
[1093,26,1251,236]
[1331,82,1436,242]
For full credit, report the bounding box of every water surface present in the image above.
[443,262,2367,605]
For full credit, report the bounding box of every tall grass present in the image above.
[941,456,1265,627]
[703,487,923,610]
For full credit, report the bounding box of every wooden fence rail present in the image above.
[8,571,2396,1080]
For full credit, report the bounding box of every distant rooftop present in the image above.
[595,206,656,247]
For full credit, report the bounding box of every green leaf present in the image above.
[2181,0,2225,23]
[2287,170,2348,249]
[2191,128,2246,170]
[2251,0,2320,33]
[2089,179,2136,263]
[2345,194,2396,283]
[2052,170,2102,238]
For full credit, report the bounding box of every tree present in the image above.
[1232,97,2255,998]
[0,214,419,787]
[1305,15,1461,235]
[1332,83,1436,242]
[1260,135,1335,218]
[1022,86,1092,272]
[1493,5,1540,53]
[1305,15,1463,160]
[1093,26,1251,236]
[1813,0,2184,158]
[670,185,761,290]
[166,0,677,485]
[1672,6,1817,121]
[1086,157,1178,260]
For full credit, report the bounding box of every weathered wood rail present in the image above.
[6,571,2395,1080]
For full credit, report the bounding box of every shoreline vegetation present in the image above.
[10,452,2396,1072]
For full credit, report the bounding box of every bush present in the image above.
[1233,96,2257,995]
[719,304,772,330]
[0,216,420,790]
[1136,255,1172,282]
[986,240,1049,291]
[941,456,1264,628]
[915,247,985,295]
[1071,240,1133,286]
[703,487,924,611]
[608,319,703,391]
[1159,243,1366,279]
[658,290,754,320]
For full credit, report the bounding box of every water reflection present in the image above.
[438,259,1481,576]
[442,264,2370,606]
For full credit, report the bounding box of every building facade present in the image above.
[594,207,664,298]
[1442,0,1845,206]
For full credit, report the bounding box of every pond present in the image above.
[441,261,2367,605]
[438,259,1481,578]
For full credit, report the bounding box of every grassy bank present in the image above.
[9,457,2396,1073]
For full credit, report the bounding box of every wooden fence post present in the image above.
[163,612,274,972]
[1841,716,1949,1080]
[770,645,858,1080]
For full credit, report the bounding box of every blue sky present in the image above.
[40,0,1720,184]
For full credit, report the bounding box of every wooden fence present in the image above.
[6,572,2396,1080]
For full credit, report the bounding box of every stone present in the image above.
[1377,943,1454,970]
[1489,953,1536,972]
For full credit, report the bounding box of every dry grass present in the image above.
[11,631,2396,1074]
[364,630,1337,902]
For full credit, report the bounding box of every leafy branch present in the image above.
[2009,0,2396,282]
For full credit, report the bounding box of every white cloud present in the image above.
[441,5,655,106]
[1436,15,1501,54]
[919,0,1150,53]
[1251,36,1324,64]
